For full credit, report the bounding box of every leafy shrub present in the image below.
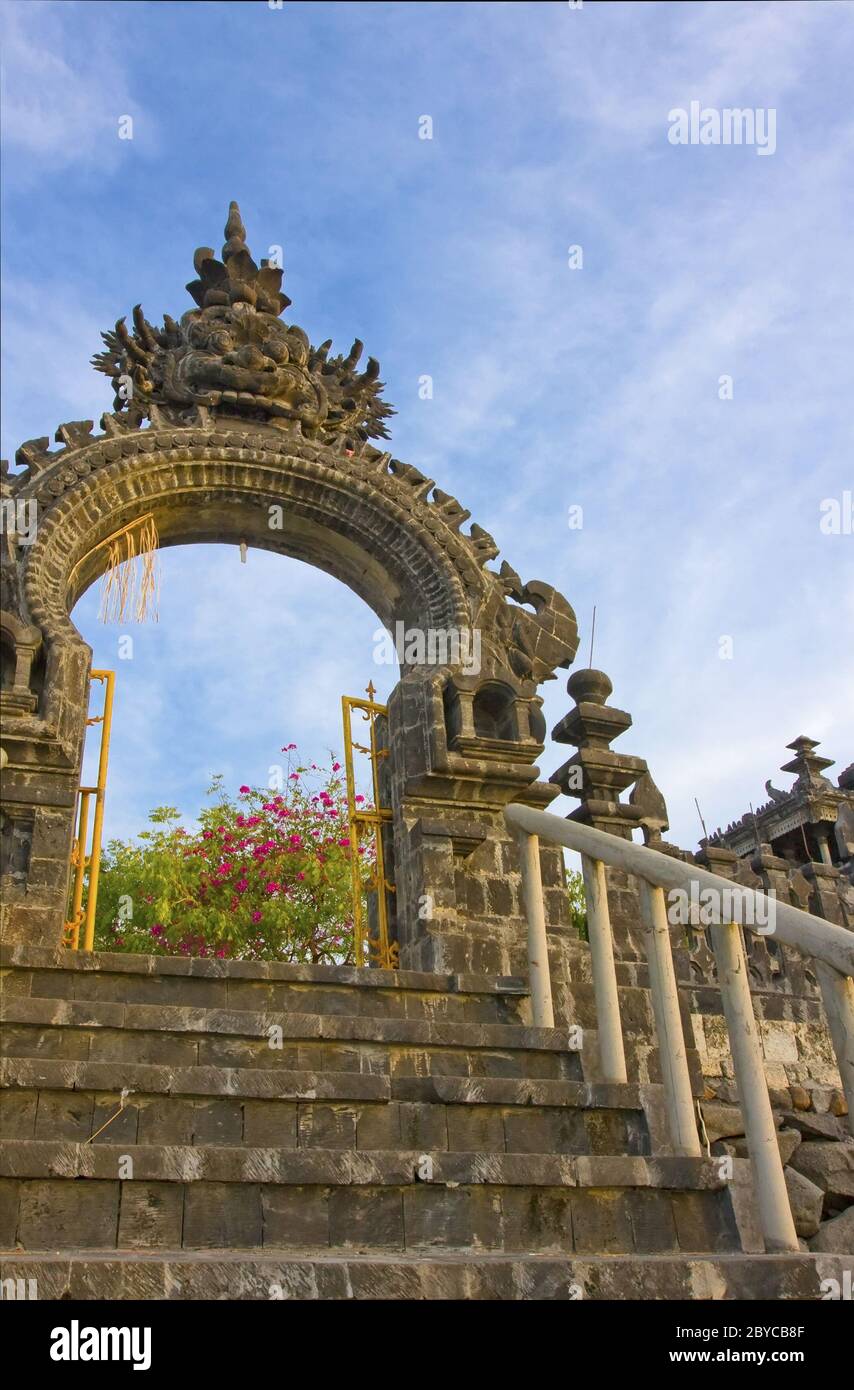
[566,866,588,941]
[92,750,367,963]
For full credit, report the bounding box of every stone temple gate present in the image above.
[0,202,580,974]
[1,205,852,1299]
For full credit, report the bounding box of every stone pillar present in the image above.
[549,668,649,962]
[386,672,569,977]
[802,862,846,927]
[0,630,91,948]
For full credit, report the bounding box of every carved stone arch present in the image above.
[22,431,482,652]
[0,202,580,972]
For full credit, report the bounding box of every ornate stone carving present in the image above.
[507,574,576,681]
[0,611,42,716]
[91,203,395,446]
[0,201,584,960]
[629,770,670,847]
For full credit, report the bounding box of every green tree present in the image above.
[566,867,588,941]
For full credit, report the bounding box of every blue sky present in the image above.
[2,0,852,849]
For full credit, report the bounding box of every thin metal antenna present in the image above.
[588,605,597,669]
[694,797,709,841]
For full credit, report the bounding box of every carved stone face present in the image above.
[175,306,327,427]
[92,203,396,442]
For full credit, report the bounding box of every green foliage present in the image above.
[566,867,588,941]
[93,752,368,963]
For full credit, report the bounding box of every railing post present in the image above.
[638,880,701,1156]
[580,854,627,1083]
[67,789,92,951]
[516,831,555,1029]
[815,961,854,1139]
[710,920,799,1253]
[81,670,115,952]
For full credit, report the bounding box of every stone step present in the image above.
[0,1142,718,1187]
[1,996,584,1081]
[0,1145,738,1255]
[1,1078,648,1156]
[0,1056,645,1109]
[0,946,693,1089]
[0,944,529,1024]
[1,1249,837,1300]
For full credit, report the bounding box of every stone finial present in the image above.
[780,735,835,791]
[222,200,248,261]
[549,667,647,837]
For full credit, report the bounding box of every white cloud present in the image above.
[0,1,157,171]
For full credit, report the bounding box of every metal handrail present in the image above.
[505,801,854,1256]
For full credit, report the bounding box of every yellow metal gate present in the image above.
[341,683,398,969]
[64,669,115,951]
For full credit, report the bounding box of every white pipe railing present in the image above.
[506,802,854,1255]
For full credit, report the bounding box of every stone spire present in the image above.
[549,668,648,839]
[780,735,836,792]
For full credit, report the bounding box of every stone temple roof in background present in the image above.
[707,736,852,857]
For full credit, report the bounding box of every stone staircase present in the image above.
[0,943,840,1299]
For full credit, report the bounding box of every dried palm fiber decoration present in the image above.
[95,514,160,623]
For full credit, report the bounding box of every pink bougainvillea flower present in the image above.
[96,749,359,966]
